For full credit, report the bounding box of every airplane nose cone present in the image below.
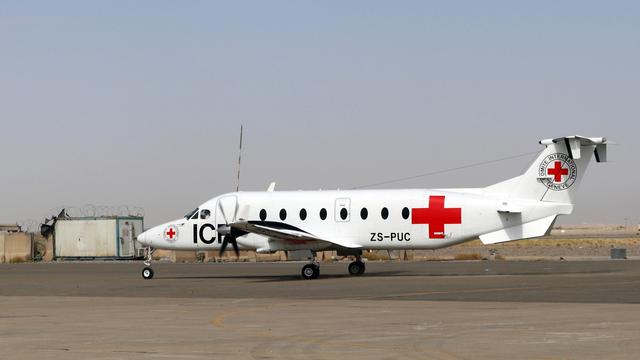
[137,231,150,246]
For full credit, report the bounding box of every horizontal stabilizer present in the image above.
[539,136,605,160]
[479,215,557,245]
[539,135,606,146]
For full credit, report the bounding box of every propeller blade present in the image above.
[230,236,239,257]
[219,235,229,257]
[219,234,240,258]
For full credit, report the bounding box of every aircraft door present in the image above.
[335,198,351,222]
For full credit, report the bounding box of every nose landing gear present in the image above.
[141,246,155,280]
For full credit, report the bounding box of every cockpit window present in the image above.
[200,209,211,219]
[184,208,199,220]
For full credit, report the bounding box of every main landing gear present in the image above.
[300,252,366,279]
[301,251,320,280]
[348,260,365,276]
[142,246,155,280]
[348,255,366,276]
[301,263,320,279]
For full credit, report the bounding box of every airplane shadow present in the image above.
[156,267,618,282]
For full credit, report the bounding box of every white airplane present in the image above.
[137,135,608,279]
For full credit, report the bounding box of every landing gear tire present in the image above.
[301,264,320,280]
[348,261,365,276]
[142,267,154,279]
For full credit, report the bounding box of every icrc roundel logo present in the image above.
[538,153,577,191]
[163,225,179,242]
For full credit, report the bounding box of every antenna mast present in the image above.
[236,125,243,192]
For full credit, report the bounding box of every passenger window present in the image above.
[360,208,368,220]
[340,208,348,220]
[280,209,287,221]
[300,208,307,220]
[260,209,267,221]
[381,207,389,220]
[200,209,210,220]
[402,207,410,220]
[320,208,327,220]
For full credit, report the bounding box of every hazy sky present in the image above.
[1,1,639,228]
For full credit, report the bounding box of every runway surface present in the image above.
[2,260,640,303]
[1,260,640,359]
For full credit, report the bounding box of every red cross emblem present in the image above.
[547,161,568,183]
[163,225,178,241]
[412,196,462,239]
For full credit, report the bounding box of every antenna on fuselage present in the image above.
[236,124,243,192]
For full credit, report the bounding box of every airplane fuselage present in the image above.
[141,188,564,252]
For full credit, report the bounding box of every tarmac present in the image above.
[1,260,640,359]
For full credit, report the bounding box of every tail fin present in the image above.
[485,135,608,205]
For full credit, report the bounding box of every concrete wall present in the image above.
[33,234,54,262]
[0,232,32,263]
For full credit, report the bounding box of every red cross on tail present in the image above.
[412,195,462,239]
[547,161,568,183]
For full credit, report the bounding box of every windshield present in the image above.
[184,208,199,220]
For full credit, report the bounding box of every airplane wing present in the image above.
[230,221,362,249]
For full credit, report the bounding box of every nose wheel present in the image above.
[142,267,154,279]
